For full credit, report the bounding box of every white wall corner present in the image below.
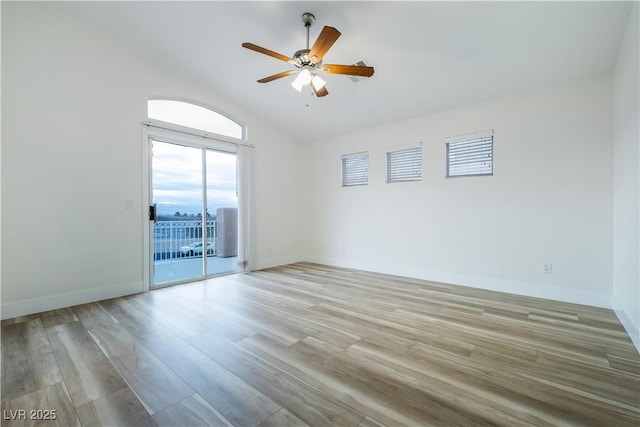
[613,296,640,353]
[0,281,145,320]
[254,255,306,271]
[612,1,640,356]
[305,255,612,309]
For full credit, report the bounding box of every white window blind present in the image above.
[342,152,369,186]
[446,130,493,177]
[386,145,422,183]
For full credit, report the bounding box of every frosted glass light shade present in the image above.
[311,74,326,90]
[291,69,312,91]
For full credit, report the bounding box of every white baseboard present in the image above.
[1,281,145,320]
[254,255,305,271]
[304,255,612,309]
[613,296,640,353]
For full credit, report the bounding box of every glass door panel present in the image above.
[206,150,239,276]
[152,140,205,286]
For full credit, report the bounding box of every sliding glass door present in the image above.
[151,139,239,287]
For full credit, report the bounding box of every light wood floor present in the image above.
[2,262,639,426]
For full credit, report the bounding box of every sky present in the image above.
[152,140,237,216]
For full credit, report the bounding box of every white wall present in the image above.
[613,3,639,349]
[1,2,303,318]
[303,74,614,308]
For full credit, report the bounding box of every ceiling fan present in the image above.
[242,12,375,98]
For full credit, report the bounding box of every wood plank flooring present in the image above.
[2,262,639,426]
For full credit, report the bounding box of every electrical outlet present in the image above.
[541,263,553,274]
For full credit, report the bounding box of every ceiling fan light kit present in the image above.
[242,12,374,98]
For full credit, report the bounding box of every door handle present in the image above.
[149,204,157,222]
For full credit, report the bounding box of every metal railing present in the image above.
[153,220,216,261]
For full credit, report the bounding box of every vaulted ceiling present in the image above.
[61,1,633,142]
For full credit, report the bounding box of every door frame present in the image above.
[141,125,253,291]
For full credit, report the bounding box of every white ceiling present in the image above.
[61,1,632,142]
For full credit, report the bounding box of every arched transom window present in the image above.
[148,99,243,140]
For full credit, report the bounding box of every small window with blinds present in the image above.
[341,152,369,187]
[386,145,422,183]
[446,130,493,177]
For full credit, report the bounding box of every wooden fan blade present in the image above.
[309,26,341,63]
[242,42,294,63]
[257,70,297,83]
[322,64,375,77]
[313,85,329,97]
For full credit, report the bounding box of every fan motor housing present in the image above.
[293,48,321,68]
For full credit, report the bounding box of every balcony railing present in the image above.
[153,220,216,260]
